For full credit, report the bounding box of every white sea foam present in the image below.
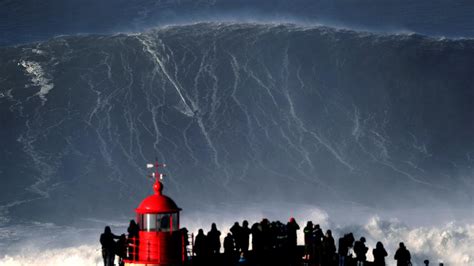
[0,206,472,266]
[182,204,473,265]
[18,60,54,104]
[31,49,45,55]
[0,245,102,266]
[359,216,473,265]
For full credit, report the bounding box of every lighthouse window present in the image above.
[142,214,157,232]
[171,213,179,231]
[138,213,178,232]
[156,214,171,232]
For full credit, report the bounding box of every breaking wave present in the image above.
[184,205,474,265]
[0,209,472,266]
[1,23,473,265]
[0,245,102,266]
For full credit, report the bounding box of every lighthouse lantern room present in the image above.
[125,162,185,266]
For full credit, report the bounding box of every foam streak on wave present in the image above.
[18,60,54,105]
[136,34,194,117]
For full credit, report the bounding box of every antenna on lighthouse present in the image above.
[146,159,167,182]
[146,158,167,195]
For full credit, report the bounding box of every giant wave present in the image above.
[0,22,473,264]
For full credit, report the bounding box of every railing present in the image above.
[188,233,194,258]
[126,236,139,260]
[183,231,195,262]
[124,231,191,263]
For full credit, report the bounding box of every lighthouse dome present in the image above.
[136,181,181,214]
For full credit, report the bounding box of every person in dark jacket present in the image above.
[394,242,411,266]
[286,217,300,264]
[346,233,355,249]
[354,237,368,265]
[338,233,354,266]
[207,223,221,255]
[240,220,251,252]
[286,217,300,247]
[338,235,348,266]
[260,218,272,263]
[194,229,207,258]
[116,234,127,266]
[100,226,119,266]
[224,232,236,259]
[313,224,324,264]
[323,229,336,266]
[373,241,388,266]
[303,221,314,260]
[127,220,139,260]
[251,222,263,254]
[260,218,272,252]
[230,222,242,252]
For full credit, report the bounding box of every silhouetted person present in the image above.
[423,259,429,266]
[251,222,263,254]
[346,233,355,249]
[394,242,411,266]
[373,241,388,266]
[338,233,354,266]
[313,224,324,244]
[127,219,139,237]
[100,226,119,266]
[286,217,300,265]
[127,220,139,260]
[260,218,272,253]
[313,224,324,264]
[270,221,280,249]
[323,229,336,266]
[207,223,221,255]
[251,221,264,264]
[304,221,314,260]
[338,235,347,266]
[160,214,170,231]
[194,229,207,258]
[286,218,299,247]
[241,220,251,252]
[230,222,242,252]
[275,221,287,249]
[116,234,127,266]
[354,237,368,265]
[224,232,236,261]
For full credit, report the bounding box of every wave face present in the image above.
[0,23,473,225]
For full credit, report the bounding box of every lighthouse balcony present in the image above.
[124,230,186,266]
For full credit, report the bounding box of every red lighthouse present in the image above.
[125,162,186,266]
